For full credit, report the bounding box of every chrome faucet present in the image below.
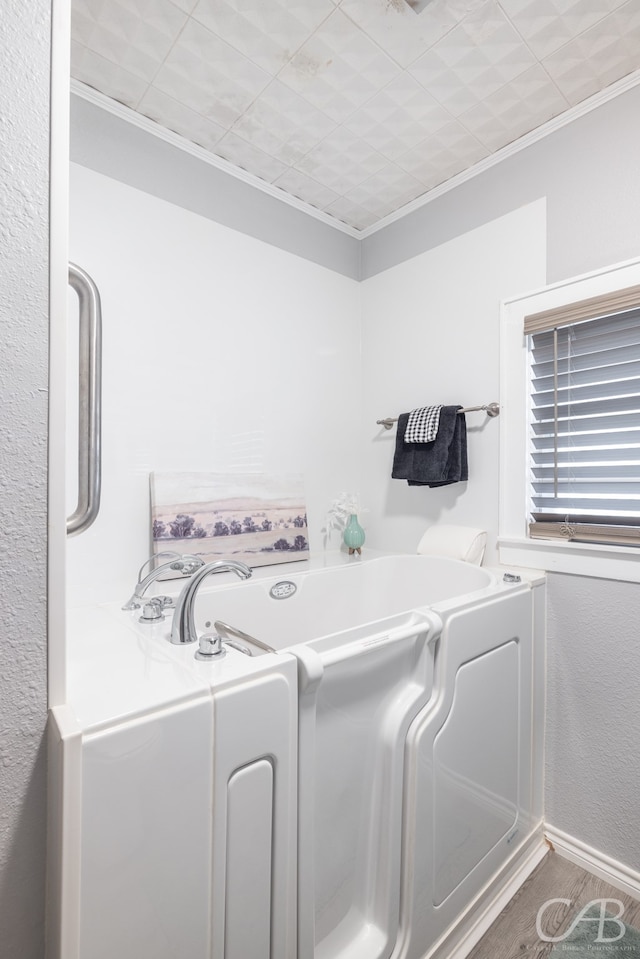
[170,560,253,645]
[122,552,205,611]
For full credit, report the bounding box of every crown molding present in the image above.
[358,68,640,238]
[70,80,361,240]
[72,68,640,243]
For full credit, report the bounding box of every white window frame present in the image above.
[499,255,640,583]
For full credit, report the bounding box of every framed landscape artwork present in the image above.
[150,472,309,570]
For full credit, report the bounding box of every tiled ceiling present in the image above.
[71,0,640,232]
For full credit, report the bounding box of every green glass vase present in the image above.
[343,514,365,555]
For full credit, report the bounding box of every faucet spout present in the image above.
[170,560,253,645]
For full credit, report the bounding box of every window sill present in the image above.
[498,536,640,584]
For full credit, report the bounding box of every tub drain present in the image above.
[269,580,297,600]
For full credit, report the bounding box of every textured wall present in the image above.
[545,573,640,867]
[0,4,50,957]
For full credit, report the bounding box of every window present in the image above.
[526,286,640,547]
[499,257,640,582]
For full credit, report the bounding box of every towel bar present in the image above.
[377,402,500,430]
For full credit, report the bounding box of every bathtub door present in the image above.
[393,590,535,959]
[293,613,442,959]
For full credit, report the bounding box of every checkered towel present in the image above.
[404,405,443,443]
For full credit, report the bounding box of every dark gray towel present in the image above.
[392,405,468,487]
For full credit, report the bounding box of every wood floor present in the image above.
[466,851,640,959]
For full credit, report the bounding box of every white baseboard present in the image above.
[544,824,640,901]
[434,830,548,959]
[423,826,639,959]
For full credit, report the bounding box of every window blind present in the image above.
[527,302,640,546]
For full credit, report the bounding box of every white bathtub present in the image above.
[187,552,496,652]
[52,552,545,959]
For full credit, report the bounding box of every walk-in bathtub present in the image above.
[50,552,545,959]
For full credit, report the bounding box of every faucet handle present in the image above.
[153,595,174,610]
[136,596,175,623]
[195,632,226,661]
[138,599,165,624]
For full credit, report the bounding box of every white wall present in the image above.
[68,164,361,605]
[361,190,640,875]
[0,4,49,955]
[71,93,361,280]
[360,201,547,563]
[69,84,640,884]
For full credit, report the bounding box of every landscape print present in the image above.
[150,472,309,569]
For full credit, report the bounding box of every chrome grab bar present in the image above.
[67,263,102,535]
[214,620,276,654]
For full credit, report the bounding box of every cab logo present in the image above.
[536,898,627,944]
